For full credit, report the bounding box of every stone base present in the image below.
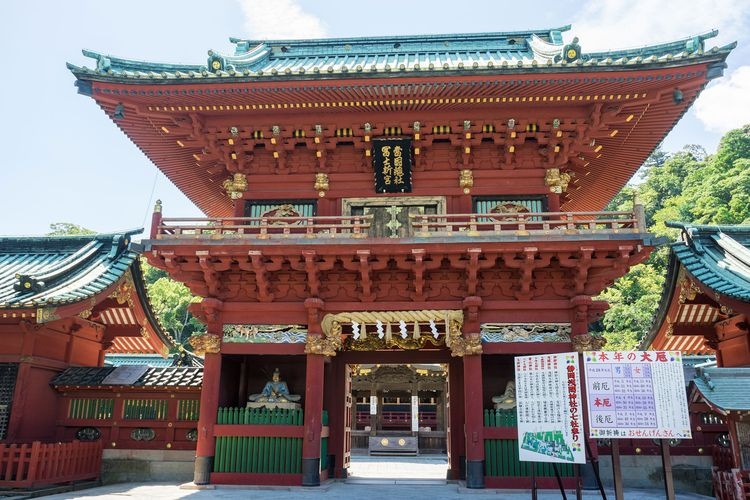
[246,401,301,410]
[597,454,713,496]
[465,459,485,489]
[101,450,195,485]
[301,457,320,486]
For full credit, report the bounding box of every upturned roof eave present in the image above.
[68,48,733,87]
[0,230,144,310]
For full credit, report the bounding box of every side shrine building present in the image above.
[68,26,734,488]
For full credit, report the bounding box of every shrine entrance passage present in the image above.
[325,350,457,482]
[346,362,449,482]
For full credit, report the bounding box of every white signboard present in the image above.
[411,395,419,432]
[583,351,691,439]
[515,353,586,464]
[370,395,377,415]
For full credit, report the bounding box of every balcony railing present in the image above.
[152,208,645,240]
[155,215,372,240]
[410,210,641,236]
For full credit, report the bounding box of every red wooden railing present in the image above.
[0,441,102,488]
[153,210,645,240]
[156,215,372,240]
[712,468,750,500]
[410,210,643,236]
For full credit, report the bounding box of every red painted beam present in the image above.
[210,472,301,486]
[483,427,517,439]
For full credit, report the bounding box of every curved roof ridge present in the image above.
[667,221,750,302]
[227,25,572,47]
[584,29,721,58]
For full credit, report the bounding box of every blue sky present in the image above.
[1,0,748,236]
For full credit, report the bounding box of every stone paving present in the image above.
[40,455,713,499]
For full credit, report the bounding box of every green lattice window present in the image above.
[177,399,200,421]
[123,399,169,420]
[68,398,114,420]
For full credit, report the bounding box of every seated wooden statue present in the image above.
[248,368,301,403]
[491,380,516,410]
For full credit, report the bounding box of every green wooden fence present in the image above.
[68,398,114,420]
[483,409,574,478]
[123,399,169,420]
[177,399,200,421]
[214,408,330,475]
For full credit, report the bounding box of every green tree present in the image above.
[599,124,750,349]
[141,258,204,345]
[47,222,95,236]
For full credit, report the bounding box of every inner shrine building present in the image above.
[68,25,734,488]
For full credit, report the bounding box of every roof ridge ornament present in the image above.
[555,36,583,64]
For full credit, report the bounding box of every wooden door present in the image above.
[352,202,438,238]
[344,364,353,470]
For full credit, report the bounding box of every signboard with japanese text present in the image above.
[411,395,419,432]
[583,351,691,440]
[372,138,412,193]
[515,353,586,464]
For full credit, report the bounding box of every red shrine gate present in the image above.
[68,25,734,487]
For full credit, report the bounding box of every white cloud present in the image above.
[694,66,750,133]
[570,0,748,51]
[237,0,327,40]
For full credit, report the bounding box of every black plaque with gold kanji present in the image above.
[372,138,412,193]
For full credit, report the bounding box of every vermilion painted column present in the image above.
[301,298,326,486]
[194,350,222,484]
[463,353,485,489]
[302,353,325,486]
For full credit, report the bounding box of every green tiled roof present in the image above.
[691,366,750,411]
[105,354,178,368]
[0,231,142,309]
[51,366,203,388]
[67,27,735,83]
[667,222,750,302]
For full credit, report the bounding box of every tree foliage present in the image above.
[599,124,750,349]
[140,258,204,345]
[47,222,95,236]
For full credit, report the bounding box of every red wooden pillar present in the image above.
[327,356,346,478]
[302,298,326,486]
[302,353,325,486]
[463,353,485,488]
[194,351,222,484]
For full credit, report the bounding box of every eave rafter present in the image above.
[89,63,717,215]
[146,240,649,306]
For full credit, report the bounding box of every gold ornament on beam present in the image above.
[305,330,342,357]
[459,169,474,194]
[544,168,572,194]
[188,333,221,356]
[449,333,483,357]
[314,172,329,197]
[222,173,248,200]
[571,333,607,353]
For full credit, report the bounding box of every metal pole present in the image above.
[553,463,568,500]
[531,461,538,500]
[584,437,607,499]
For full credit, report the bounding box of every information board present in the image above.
[583,351,691,439]
[515,353,586,464]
